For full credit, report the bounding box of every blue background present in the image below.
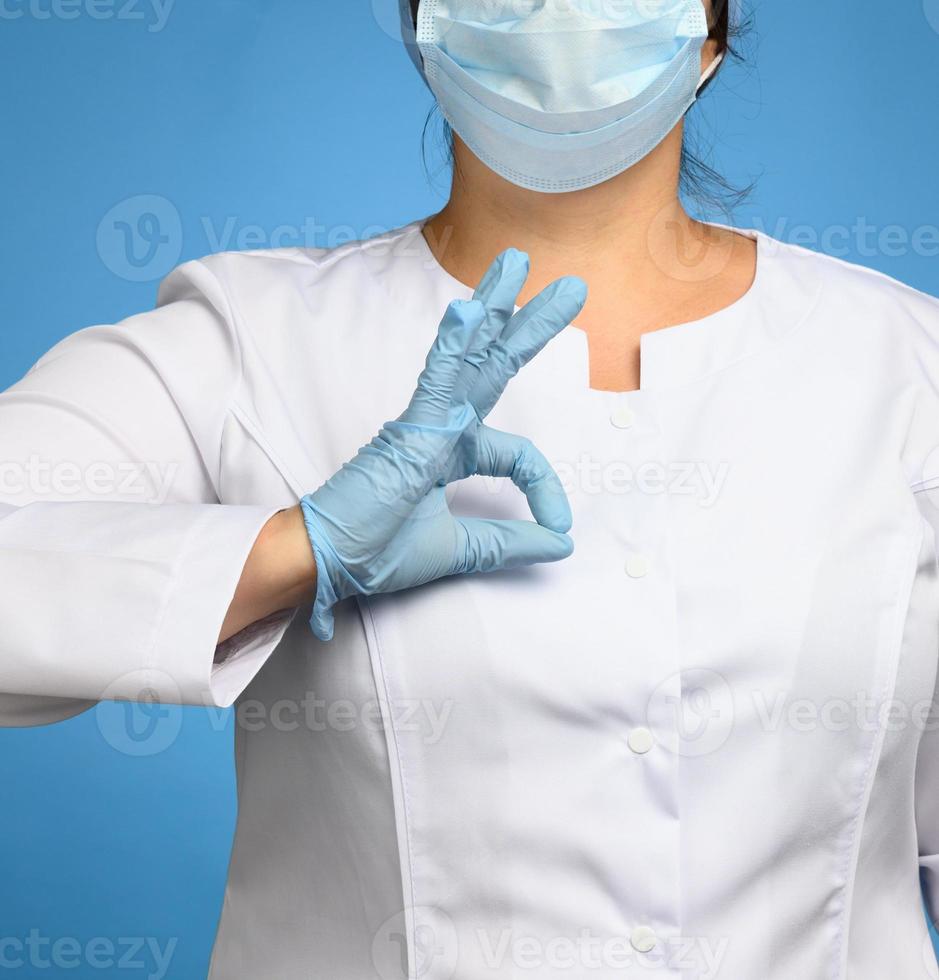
[1,1,939,976]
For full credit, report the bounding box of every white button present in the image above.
[610,406,636,429]
[630,926,657,953]
[624,554,651,578]
[627,727,655,755]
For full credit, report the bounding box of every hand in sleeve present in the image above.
[0,261,294,723]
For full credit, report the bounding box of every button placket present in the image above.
[601,389,682,970]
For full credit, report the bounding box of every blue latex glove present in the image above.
[301,249,587,640]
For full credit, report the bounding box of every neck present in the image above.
[424,126,707,300]
[423,127,757,392]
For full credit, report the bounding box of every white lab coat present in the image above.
[3,220,939,979]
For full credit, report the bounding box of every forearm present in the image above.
[220,505,317,644]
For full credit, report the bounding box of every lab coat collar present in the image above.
[394,219,823,396]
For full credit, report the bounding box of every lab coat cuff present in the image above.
[151,505,292,707]
[210,607,298,706]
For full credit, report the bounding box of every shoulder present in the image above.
[758,233,939,337]
[147,221,443,442]
[748,233,939,409]
[147,222,434,407]
[760,236,939,488]
[158,220,429,315]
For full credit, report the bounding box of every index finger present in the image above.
[468,275,588,419]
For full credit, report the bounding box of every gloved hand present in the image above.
[300,249,587,640]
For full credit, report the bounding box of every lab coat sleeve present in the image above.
[916,486,939,926]
[917,678,939,928]
[0,260,296,727]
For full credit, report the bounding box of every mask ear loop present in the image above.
[696,50,725,93]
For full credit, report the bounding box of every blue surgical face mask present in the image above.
[400,0,725,194]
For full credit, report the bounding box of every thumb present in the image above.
[453,518,574,575]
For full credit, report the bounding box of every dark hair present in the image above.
[414,0,751,214]
[683,0,753,213]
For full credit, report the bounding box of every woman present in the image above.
[2,0,938,977]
